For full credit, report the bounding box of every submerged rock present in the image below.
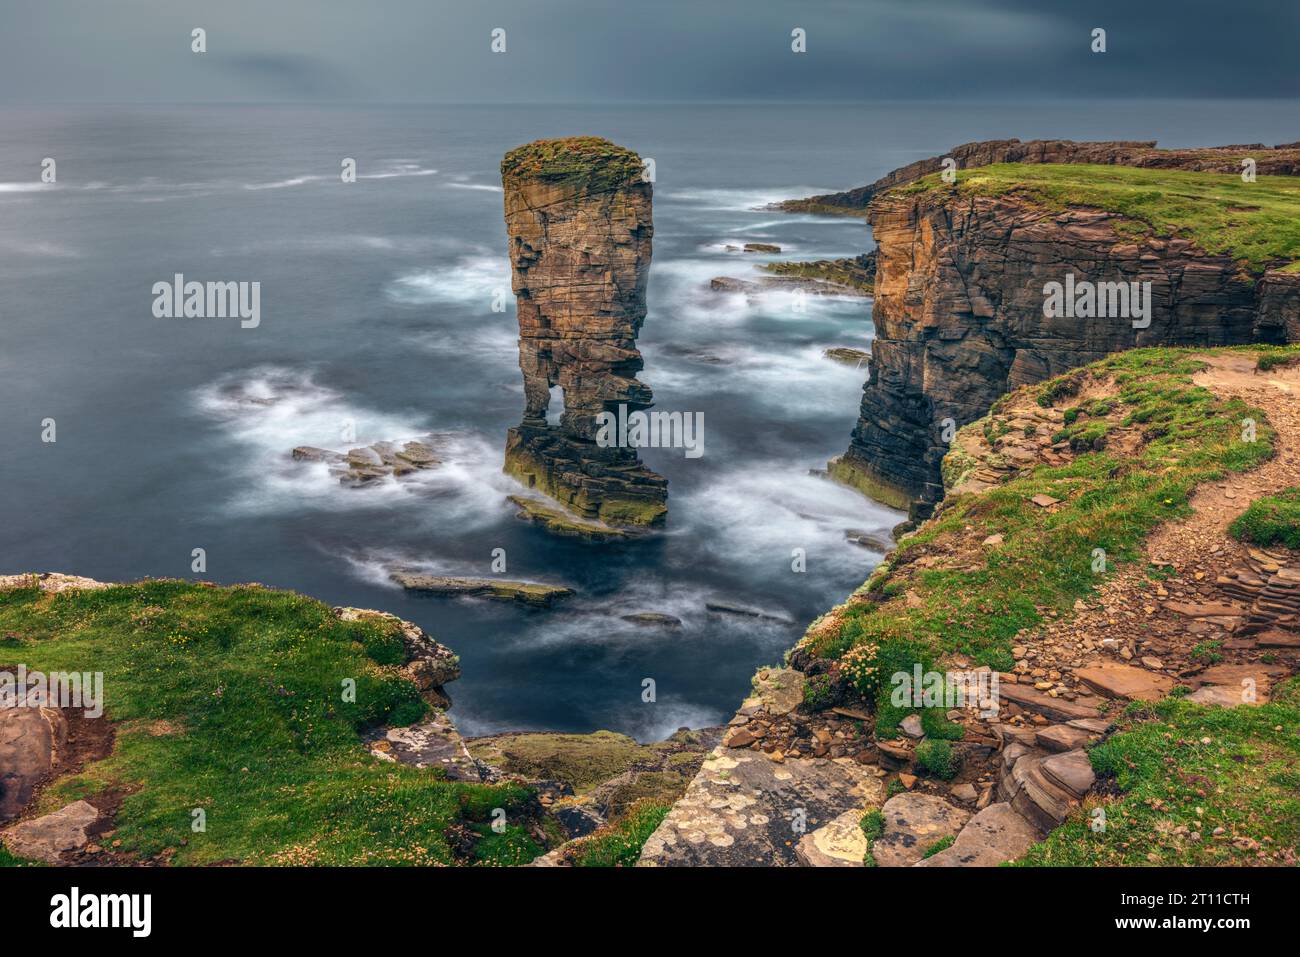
[705,600,795,625]
[291,436,444,487]
[390,571,574,606]
[620,612,683,628]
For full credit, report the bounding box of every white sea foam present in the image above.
[660,186,835,211]
[386,253,511,306]
[445,182,504,193]
[677,462,896,582]
[193,365,513,520]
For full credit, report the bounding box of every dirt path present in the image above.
[1018,352,1300,704]
[1143,352,1300,561]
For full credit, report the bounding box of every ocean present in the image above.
[3,100,1296,739]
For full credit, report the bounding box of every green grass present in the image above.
[760,255,875,294]
[564,799,671,867]
[0,579,535,866]
[922,834,956,859]
[859,808,884,866]
[902,163,1300,271]
[915,739,959,780]
[1017,678,1300,866]
[1229,487,1300,549]
[804,348,1276,678]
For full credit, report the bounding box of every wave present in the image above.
[386,253,511,306]
[676,461,897,585]
[192,365,513,521]
[660,185,836,212]
[445,182,503,193]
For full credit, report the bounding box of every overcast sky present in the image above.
[1,0,1296,104]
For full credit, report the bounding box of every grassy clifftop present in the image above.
[0,580,536,866]
[901,164,1300,271]
[800,344,1300,865]
[803,347,1279,675]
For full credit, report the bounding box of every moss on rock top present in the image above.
[501,136,644,193]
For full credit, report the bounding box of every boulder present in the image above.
[1074,663,1175,701]
[914,802,1039,867]
[1,800,99,864]
[872,793,970,867]
[0,706,68,821]
[795,807,872,867]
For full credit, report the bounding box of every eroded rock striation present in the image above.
[500,137,668,528]
[811,140,1300,515]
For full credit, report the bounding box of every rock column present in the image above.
[500,137,667,527]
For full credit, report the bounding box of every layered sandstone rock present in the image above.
[831,183,1300,516]
[500,137,668,527]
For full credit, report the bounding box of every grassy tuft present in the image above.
[564,799,671,867]
[1229,487,1300,549]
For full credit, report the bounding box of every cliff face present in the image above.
[782,138,1300,215]
[500,138,668,527]
[832,188,1299,513]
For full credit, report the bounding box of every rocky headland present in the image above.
[792,140,1300,516]
[640,347,1300,867]
[500,137,669,531]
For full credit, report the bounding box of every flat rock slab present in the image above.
[795,808,869,867]
[749,668,806,717]
[873,793,970,867]
[1,800,98,864]
[390,572,573,607]
[367,711,484,781]
[1074,663,1174,701]
[914,802,1039,867]
[995,683,1102,722]
[1190,663,1287,703]
[1035,724,1095,753]
[1039,749,1095,798]
[1185,685,1257,707]
[638,749,881,867]
[1256,629,1300,649]
[1163,600,1249,619]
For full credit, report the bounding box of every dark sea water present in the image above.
[3,101,1296,739]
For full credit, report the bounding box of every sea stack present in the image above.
[500,137,668,528]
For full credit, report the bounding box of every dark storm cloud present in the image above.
[0,0,1295,103]
[208,53,353,100]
